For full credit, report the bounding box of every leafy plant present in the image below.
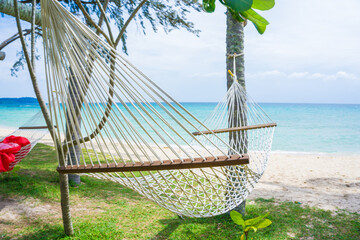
[230,210,272,240]
[202,0,275,34]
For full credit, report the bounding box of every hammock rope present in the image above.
[39,0,276,217]
[0,111,50,171]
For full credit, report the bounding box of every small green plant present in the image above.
[0,166,21,180]
[230,210,272,240]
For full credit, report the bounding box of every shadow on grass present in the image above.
[15,225,67,240]
[14,221,126,240]
[0,144,143,202]
[152,199,360,240]
[0,169,144,202]
[152,218,182,240]
[152,214,238,240]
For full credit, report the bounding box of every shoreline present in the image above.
[1,127,359,213]
[1,127,359,155]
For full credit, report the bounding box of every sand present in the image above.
[249,152,360,213]
[1,127,359,213]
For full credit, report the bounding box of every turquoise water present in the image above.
[0,102,359,153]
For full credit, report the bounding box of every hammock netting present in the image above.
[0,111,49,172]
[40,0,276,217]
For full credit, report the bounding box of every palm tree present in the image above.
[225,10,247,215]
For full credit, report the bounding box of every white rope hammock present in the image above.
[41,0,276,217]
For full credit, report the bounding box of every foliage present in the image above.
[230,210,272,239]
[0,144,359,239]
[3,0,202,75]
[203,0,275,34]
[58,0,202,52]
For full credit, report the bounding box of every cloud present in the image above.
[248,70,286,78]
[249,70,358,83]
[308,71,358,82]
[188,71,224,78]
[288,72,309,78]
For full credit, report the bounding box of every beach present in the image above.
[1,126,359,214]
[249,152,360,214]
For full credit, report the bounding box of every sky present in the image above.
[0,0,359,104]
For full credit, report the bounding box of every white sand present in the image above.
[249,152,360,213]
[1,127,359,213]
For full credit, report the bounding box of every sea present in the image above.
[0,99,359,153]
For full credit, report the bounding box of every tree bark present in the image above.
[226,10,246,216]
[65,70,83,185]
[226,11,245,89]
[59,172,74,235]
[0,0,41,26]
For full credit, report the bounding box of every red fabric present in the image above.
[0,135,30,172]
[0,152,15,172]
[2,135,30,147]
[0,142,21,153]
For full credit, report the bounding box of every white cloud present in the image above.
[308,71,358,82]
[188,71,224,78]
[248,70,286,78]
[288,72,309,79]
[249,70,358,83]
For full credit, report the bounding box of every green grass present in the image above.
[0,144,359,239]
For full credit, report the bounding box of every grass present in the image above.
[0,144,359,239]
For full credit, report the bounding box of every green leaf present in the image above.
[245,226,258,232]
[230,211,245,229]
[203,0,216,13]
[254,219,272,229]
[229,8,245,22]
[252,0,275,11]
[223,0,253,13]
[241,9,269,34]
[244,213,269,226]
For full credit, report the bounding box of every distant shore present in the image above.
[1,126,359,214]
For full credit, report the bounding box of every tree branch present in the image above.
[0,28,41,61]
[114,0,148,47]
[30,0,36,66]
[0,0,41,26]
[0,29,30,50]
[13,0,61,157]
[95,0,113,43]
[73,0,113,45]
[96,0,109,34]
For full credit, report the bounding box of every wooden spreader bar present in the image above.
[193,123,277,136]
[57,154,249,174]
[19,125,57,130]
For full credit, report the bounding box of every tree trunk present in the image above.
[226,10,246,216]
[65,70,82,185]
[0,0,41,26]
[59,172,74,235]
[58,149,74,235]
[226,11,245,89]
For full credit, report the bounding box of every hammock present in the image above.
[41,0,276,217]
[0,111,49,172]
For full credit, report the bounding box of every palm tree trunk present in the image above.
[226,10,246,216]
